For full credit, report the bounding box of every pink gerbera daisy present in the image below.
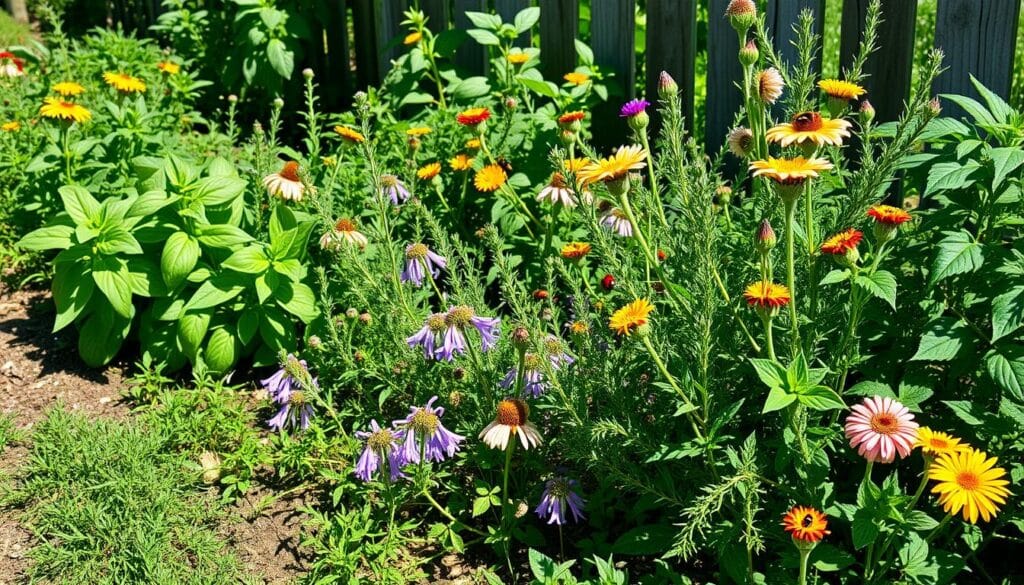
[844,396,919,463]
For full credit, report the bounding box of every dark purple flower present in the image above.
[401,243,447,286]
[619,98,650,118]
[380,174,410,205]
[393,396,464,463]
[437,305,501,361]
[354,419,407,482]
[406,313,447,360]
[535,476,586,525]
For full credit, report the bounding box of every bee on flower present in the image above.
[781,506,829,544]
[766,111,852,149]
[263,161,305,202]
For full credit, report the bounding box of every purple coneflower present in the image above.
[535,476,586,525]
[380,174,410,205]
[406,313,448,360]
[438,305,501,361]
[401,243,447,286]
[354,419,407,482]
[479,399,543,450]
[393,396,465,463]
[619,98,650,118]
[601,207,633,237]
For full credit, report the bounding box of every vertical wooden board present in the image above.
[646,0,696,130]
[839,0,916,122]
[454,0,488,75]
[377,0,410,78]
[591,0,636,149]
[352,0,380,88]
[323,0,353,109]
[705,0,745,155]
[932,0,1021,119]
[421,0,450,32]
[496,0,532,46]
[766,0,825,72]
[539,0,578,83]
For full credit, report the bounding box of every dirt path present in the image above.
[0,289,309,584]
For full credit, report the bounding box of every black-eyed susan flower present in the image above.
[263,161,305,202]
[103,71,146,94]
[417,162,441,180]
[157,61,181,75]
[479,399,543,451]
[915,427,969,458]
[766,112,852,149]
[749,156,833,201]
[578,144,647,187]
[449,153,473,171]
[781,506,830,543]
[609,299,654,336]
[52,81,85,97]
[456,107,490,127]
[563,72,589,85]
[39,98,91,123]
[929,448,1012,524]
[473,164,506,192]
[334,125,365,144]
[560,242,591,260]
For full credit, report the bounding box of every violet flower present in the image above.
[619,98,650,118]
[406,313,448,360]
[543,335,575,369]
[393,396,464,463]
[401,243,447,286]
[354,419,407,482]
[437,305,501,361]
[380,174,410,205]
[535,476,586,525]
[500,353,548,398]
[263,355,317,432]
[268,394,315,431]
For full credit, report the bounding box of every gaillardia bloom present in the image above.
[0,51,25,77]
[39,97,92,123]
[479,399,543,450]
[600,207,633,237]
[766,112,852,148]
[456,107,490,127]
[319,218,368,250]
[609,299,654,336]
[536,476,587,525]
[845,395,919,463]
[558,111,585,126]
[402,242,446,287]
[52,81,85,97]
[820,229,863,256]
[263,161,305,202]
[157,61,180,75]
[749,157,833,201]
[579,144,647,185]
[334,125,365,143]
[380,174,411,204]
[474,164,507,192]
[868,204,911,226]
[406,313,447,360]
[560,242,591,260]
[781,506,830,543]
[417,162,441,181]
[563,72,589,85]
[743,281,791,311]
[915,427,969,458]
[103,72,146,94]
[354,420,407,482]
[438,305,500,361]
[393,396,464,463]
[928,448,1012,524]
[449,153,473,171]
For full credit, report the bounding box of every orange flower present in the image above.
[474,164,507,192]
[404,31,422,45]
[560,242,591,260]
[820,229,863,255]
[103,72,146,94]
[507,52,529,65]
[406,126,432,137]
[157,61,181,75]
[608,299,654,336]
[743,281,790,310]
[334,125,366,143]
[417,162,441,180]
[782,506,830,543]
[564,72,589,85]
[559,111,585,125]
[456,107,490,126]
[449,153,473,171]
[867,205,911,226]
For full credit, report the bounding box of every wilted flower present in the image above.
[845,395,919,463]
[727,127,754,158]
[268,389,315,431]
[402,242,446,287]
[263,355,317,432]
[406,313,447,360]
[438,305,500,361]
[394,396,464,463]
[263,161,305,202]
[757,68,784,104]
[479,398,543,450]
[600,207,633,237]
[354,420,407,482]
[320,218,368,250]
[536,476,587,525]
[380,174,411,204]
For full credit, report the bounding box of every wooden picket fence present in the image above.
[38,0,1024,151]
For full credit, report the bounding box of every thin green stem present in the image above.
[797,548,810,585]
[640,335,704,438]
[638,131,669,229]
[712,265,761,353]
[617,187,689,311]
[783,197,801,354]
[422,489,487,537]
[422,257,445,304]
[761,313,777,362]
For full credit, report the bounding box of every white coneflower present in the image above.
[536,172,587,208]
[757,68,785,105]
[319,218,368,250]
[479,398,543,450]
[727,127,754,158]
[263,161,305,202]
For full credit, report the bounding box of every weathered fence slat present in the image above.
[454,0,488,75]
[351,0,381,88]
[495,0,531,46]
[539,0,578,84]
[646,0,697,130]
[376,0,410,80]
[420,0,449,32]
[321,0,352,109]
[705,0,745,156]
[766,0,825,75]
[591,0,636,148]
[932,0,1022,119]
[839,0,917,122]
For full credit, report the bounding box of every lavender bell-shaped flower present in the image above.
[380,174,411,205]
[354,419,407,482]
[437,305,500,361]
[394,396,464,463]
[535,476,587,525]
[401,243,446,287]
[263,354,317,431]
[500,353,548,398]
[406,313,448,360]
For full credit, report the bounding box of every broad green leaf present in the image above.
[928,230,983,287]
[846,380,896,399]
[898,533,929,577]
[465,29,500,46]
[991,285,1024,341]
[238,307,260,345]
[205,327,239,375]
[223,245,271,274]
[969,74,1013,123]
[796,385,846,411]
[266,38,294,78]
[517,76,559,99]
[923,161,980,196]
[59,185,101,225]
[897,382,933,411]
[127,258,166,297]
[463,11,501,29]
[851,509,879,549]
[18,225,75,251]
[161,232,200,289]
[272,258,306,282]
[450,75,491,99]
[126,190,176,218]
[96,228,143,256]
[78,304,128,367]
[819,269,850,285]
[749,358,786,388]
[989,147,1024,191]
[184,275,246,311]
[855,270,897,309]
[574,40,594,65]
[178,311,211,360]
[939,94,996,126]
[92,261,133,319]
[275,281,319,323]
[762,386,796,413]
[513,6,540,33]
[192,175,247,205]
[197,224,254,249]
[943,400,984,425]
[52,262,94,332]
[911,317,970,361]
[986,349,1024,401]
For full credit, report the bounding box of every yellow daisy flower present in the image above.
[465,138,482,150]
[766,112,852,148]
[564,72,589,85]
[507,52,529,65]
[609,299,654,336]
[406,126,431,137]
[818,79,866,101]
[334,125,366,143]
[749,157,833,183]
[52,81,85,97]
[474,164,507,192]
[915,427,969,457]
[103,72,146,94]
[449,153,473,171]
[39,98,91,123]
[404,31,422,45]
[1,121,20,132]
[929,448,1012,524]
[578,145,647,185]
[157,61,181,75]
[417,162,441,180]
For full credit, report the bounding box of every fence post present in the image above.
[495,0,531,46]
[420,0,449,32]
[539,0,578,83]
[454,0,488,75]
[351,0,381,88]
[646,0,696,132]
[5,0,29,23]
[591,0,636,149]
[766,0,825,74]
[376,0,410,78]
[705,0,745,156]
[839,0,917,123]
[932,0,1021,119]
[321,0,352,110]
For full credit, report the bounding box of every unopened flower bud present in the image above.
[727,127,754,158]
[504,97,517,111]
[514,500,529,518]
[559,129,576,146]
[716,185,733,206]
[756,219,777,253]
[227,94,238,104]
[541,308,553,321]
[512,326,530,349]
[627,110,649,132]
[859,100,875,124]
[408,137,420,150]
[452,368,466,381]
[657,71,678,100]
[739,39,759,67]
[928,97,942,117]
[307,335,322,349]
[725,0,757,35]
[345,308,358,319]
[272,97,284,108]
[359,312,371,325]
[302,68,314,79]
[353,91,368,106]
[448,390,463,406]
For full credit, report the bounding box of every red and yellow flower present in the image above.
[456,107,490,127]
[782,506,830,544]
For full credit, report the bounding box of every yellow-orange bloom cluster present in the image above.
[563,72,589,85]
[417,162,441,180]
[474,164,507,192]
[449,153,473,171]
[608,299,654,336]
[560,242,591,260]
[743,281,790,310]
[334,125,366,143]
[781,506,830,543]
[103,72,146,94]
[53,81,85,97]
[578,145,646,184]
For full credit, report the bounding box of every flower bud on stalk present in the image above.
[756,219,777,254]
[859,100,876,125]
[715,185,732,207]
[657,71,678,99]
[725,0,757,35]
[739,40,759,67]
[512,326,530,350]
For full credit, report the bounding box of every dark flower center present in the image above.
[335,218,356,232]
[279,161,301,182]
[791,112,824,132]
[496,399,528,426]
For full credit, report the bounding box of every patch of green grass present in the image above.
[15,408,257,585]
[0,10,30,47]
[0,413,19,454]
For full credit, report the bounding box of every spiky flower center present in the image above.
[411,409,439,435]
[523,353,542,371]
[445,305,475,328]
[547,477,571,498]
[427,313,447,332]
[549,172,569,189]
[289,391,306,405]
[870,412,898,435]
[283,355,306,384]
[279,161,301,182]
[380,174,398,188]
[406,243,428,260]
[335,218,356,232]
[611,209,628,220]
[544,337,563,356]
[956,471,980,491]
[496,399,528,426]
[791,112,824,132]
[367,429,395,451]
